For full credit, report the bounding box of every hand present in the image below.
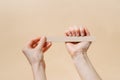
[22,36,52,67]
[65,26,91,57]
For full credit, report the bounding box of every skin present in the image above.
[65,26,101,80]
[65,26,91,58]
[22,36,52,80]
[22,26,101,80]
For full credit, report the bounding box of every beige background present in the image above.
[0,0,120,80]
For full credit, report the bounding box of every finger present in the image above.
[67,30,72,36]
[65,30,69,36]
[36,36,46,50]
[42,42,52,53]
[69,27,76,36]
[74,26,80,36]
[32,38,41,48]
[79,26,85,36]
[69,31,72,36]
[84,27,90,36]
[27,37,40,48]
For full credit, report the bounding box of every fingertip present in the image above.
[42,36,46,40]
[36,36,47,49]
[41,36,47,43]
[67,30,72,36]
[79,26,85,36]
[84,27,90,36]
[74,25,79,36]
[49,42,52,46]
[69,26,76,36]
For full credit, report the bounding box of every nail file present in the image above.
[47,36,94,42]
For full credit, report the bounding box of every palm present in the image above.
[66,41,91,56]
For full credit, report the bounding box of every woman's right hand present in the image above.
[65,26,92,58]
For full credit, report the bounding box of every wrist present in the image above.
[31,60,45,70]
[31,61,47,80]
[71,51,87,59]
[72,52,88,65]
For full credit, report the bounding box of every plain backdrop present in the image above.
[0,0,120,80]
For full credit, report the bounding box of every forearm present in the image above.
[72,52,101,80]
[32,63,47,80]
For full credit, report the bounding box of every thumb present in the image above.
[36,36,46,50]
